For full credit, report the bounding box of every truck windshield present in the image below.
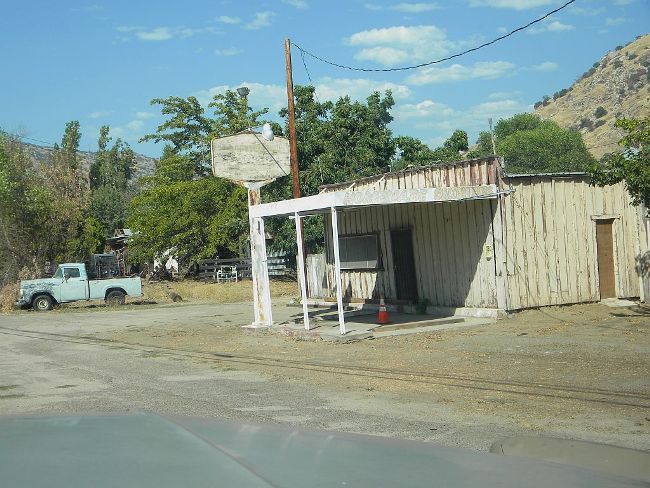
[52,268,63,279]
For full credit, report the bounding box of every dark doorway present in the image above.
[595,219,616,299]
[391,229,418,301]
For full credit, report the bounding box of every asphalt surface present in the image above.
[1,301,648,452]
[0,303,527,451]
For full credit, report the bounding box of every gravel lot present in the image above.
[1,292,648,452]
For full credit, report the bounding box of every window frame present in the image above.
[338,232,382,271]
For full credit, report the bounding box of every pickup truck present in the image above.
[15,263,142,311]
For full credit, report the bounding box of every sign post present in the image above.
[211,130,290,327]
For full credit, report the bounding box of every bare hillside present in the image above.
[535,34,650,159]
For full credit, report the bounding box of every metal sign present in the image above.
[211,131,291,185]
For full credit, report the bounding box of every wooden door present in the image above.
[596,220,616,299]
[391,229,418,301]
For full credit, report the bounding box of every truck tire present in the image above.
[106,290,126,306]
[32,295,53,312]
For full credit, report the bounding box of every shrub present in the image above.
[579,118,593,130]
[553,88,569,100]
[594,119,606,129]
[594,106,608,118]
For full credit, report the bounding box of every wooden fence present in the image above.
[197,255,293,282]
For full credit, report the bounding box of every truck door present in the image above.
[60,267,89,302]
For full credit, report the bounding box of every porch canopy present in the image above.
[250,183,501,335]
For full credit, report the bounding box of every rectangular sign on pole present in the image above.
[211,131,290,185]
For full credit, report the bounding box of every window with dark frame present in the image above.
[63,267,81,279]
[339,234,380,270]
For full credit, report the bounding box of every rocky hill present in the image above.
[21,141,156,179]
[535,34,650,159]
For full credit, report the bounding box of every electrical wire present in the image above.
[291,0,577,72]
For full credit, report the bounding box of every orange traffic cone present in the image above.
[377,296,390,324]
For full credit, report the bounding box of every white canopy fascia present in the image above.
[249,184,499,219]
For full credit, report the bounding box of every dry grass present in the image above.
[0,283,19,313]
[141,279,299,304]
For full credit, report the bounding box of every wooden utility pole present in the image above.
[285,38,301,199]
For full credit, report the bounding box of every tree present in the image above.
[469,113,595,174]
[140,92,269,177]
[498,121,595,173]
[0,125,103,284]
[589,116,650,207]
[264,87,398,252]
[128,89,270,263]
[127,150,248,263]
[89,126,136,237]
[392,136,438,170]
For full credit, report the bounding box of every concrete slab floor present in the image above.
[269,306,495,341]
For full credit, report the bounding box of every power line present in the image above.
[292,0,577,73]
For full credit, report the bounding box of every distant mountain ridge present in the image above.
[21,141,157,179]
[535,33,650,159]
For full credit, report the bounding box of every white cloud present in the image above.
[406,61,515,85]
[215,47,243,56]
[469,0,555,9]
[488,91,522,100]
[89,110,113,119]
[394,100,454,119]
[116,25,217,41]
[244,11,275,30]
[195,83,288,114]
[314,78,412,102]
[530,61,558,71]
[126,120,144,131]
[194,79,411,119]
[365,2,440,12]
[606,17,627,26]
[529,20,575,34]
[613,0,635,5]
[282,0,308,8]
[216,15,241,24]
[135,27,173,41]
[347,25,463,67]
[135,111,155,119]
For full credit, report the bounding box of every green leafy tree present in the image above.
[265,87,397,252]
[589,116,650,207]
[392,136,438,170]
[127,152,248,263]
[140,92,269,177]
[0,126,103,284]
[469,113,594,173]
[89,126,136,236]
[128,89,270,263]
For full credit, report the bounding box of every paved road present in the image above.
[0,303,525,451]
[1,301,648,452]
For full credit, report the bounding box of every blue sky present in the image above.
[1,0,648,157]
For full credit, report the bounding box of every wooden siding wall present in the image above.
[503,177,642,309]
[324,200,499,308]
[321,157,499,194]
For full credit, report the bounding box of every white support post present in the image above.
[330,207,346,335]
[294,213,310,330]
[247,185,273,327]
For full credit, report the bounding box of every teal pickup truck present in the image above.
[15,263,142,311]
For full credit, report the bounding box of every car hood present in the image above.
[0,412,647,488]
[20,278,60,289]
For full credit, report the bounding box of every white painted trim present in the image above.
[331,207,346,335]
[294,213,310,331]
[249,185,500,219]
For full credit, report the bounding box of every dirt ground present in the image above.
[87,287,650,450]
